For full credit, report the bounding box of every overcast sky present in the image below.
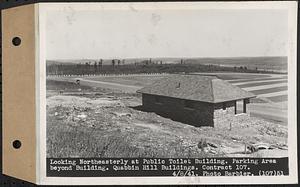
[46,8,288,60]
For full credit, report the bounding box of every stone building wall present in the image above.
[142,94,251,128]
[142,94,215,127]
[213,100,250,128]
[213,101,236,119]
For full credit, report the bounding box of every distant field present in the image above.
[189,73,272,80]
[250,86,288,95]
[84,72,288,105]
[87,73,273,87]
[88,75,166,87]
[238,80,287,88]
[229,77,287,83]
[185,56,287,72]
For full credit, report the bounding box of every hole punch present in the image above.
[12,140,22,149]
[12,37,21,46]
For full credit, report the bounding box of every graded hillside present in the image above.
[46,80,287,158]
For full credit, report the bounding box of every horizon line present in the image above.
[47,55,288,61]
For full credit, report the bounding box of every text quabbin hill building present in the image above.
[137,75,256,127]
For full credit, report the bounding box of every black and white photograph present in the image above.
[37,1,297,185]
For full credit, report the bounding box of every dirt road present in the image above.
[77,78,142,93]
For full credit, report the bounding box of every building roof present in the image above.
[137,75,255,103]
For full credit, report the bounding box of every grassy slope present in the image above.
[86,73,273,87]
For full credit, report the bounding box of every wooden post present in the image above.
[234,101,237,114]
[243,99,247,113]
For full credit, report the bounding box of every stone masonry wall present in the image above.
[213,101,236,119]
[213,100,250,128]
[142,94,214,127]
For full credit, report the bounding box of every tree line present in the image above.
[46,59,278,76]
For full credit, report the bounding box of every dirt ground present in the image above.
[46,80,288,158]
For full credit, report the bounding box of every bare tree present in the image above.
[98,59,103,68]
[93,61,97,73]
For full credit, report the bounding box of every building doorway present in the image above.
[235,99,249,114]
